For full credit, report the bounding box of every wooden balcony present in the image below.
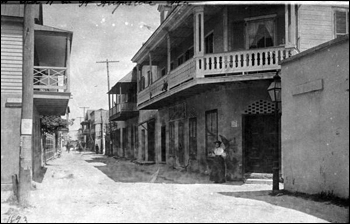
[109,102,139,121]
[137,47,297,110]
[33,66,71,116]
[197,46,296,76]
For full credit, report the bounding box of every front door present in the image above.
[244,114,276,173]
[147,120,155,161]
[178,121,185,166]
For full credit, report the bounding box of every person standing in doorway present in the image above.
[95,144,99,154]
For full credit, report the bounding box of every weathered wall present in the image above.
[298,5,335,52]
[1,93,21,188]
[136,80,272,180]
[281,38,349,199]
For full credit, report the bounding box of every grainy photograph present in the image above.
[1,1,349,223]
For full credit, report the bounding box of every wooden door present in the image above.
[161,125,166,162]
[178,121,185,166]
[147,120,155,161]
[244,114,276,173]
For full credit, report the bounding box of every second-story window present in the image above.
[185,47,194,61]
[205,32,214,54]
[161,67,166,77]
[170,61,174,70]
[246,17,275,49]
[177,55,184,66]
[334,8,349,38]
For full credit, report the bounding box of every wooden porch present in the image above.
[109,102,139,121]
[137,46,297,109]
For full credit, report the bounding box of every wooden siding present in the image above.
[298,5,335,52]
[1,22,23,93]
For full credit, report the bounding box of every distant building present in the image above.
[281,35,349,199]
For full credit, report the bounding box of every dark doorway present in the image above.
[178,121,185,166]
[141,129,146,161]
[161,125,166,162]
[147,120,155,161]
[189,117,197,159]
[243,114,276,173]
[122,127,128,158]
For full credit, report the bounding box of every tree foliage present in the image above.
[40,115,74,134]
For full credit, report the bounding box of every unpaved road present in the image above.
[6,151,348,223]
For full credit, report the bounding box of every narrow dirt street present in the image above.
[2,151,348,223]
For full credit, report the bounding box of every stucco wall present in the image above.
[1,93,21,185]
[281,39,349,198]
[137,80,273,180]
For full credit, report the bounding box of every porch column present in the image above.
[136,64,140,92]
[223,7,228,52]
[167,33,171,74]
[290,4,297,48]
[193,6,205,77]
[119,85,122,112]
[148,52,152,85]
[66,37,71,92]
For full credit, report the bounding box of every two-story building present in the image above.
[115,3,349,181]
[89,109,109,154]
[1,4,73,190]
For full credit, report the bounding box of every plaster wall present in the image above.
[281,40,349,198]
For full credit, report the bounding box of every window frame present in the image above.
[205,31,214,54]
[333,7,349,38]
[244,14,277,50]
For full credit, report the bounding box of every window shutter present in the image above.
[335,10,347,36]
[232,21,245,50]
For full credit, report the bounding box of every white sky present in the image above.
[42,3,160,131]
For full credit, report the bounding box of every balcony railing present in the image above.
[138,58,196,105]
[137,47,297,107]
[197,46,297,76]
[33,66,69,92]
[109,102,137,116]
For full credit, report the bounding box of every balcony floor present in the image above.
[34,91,70,115]
[138,71,276,110]
[110,111,139,121]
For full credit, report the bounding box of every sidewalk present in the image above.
[1,151,348,223]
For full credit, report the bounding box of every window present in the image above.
[161,67,166,77]
[147,71,152,86]
[189,117,197,159]
[205,110,218,155]
[205,32,214,53]
[246,17,275,49]
[177,55,184,66]
[185,47,194,61]
[170,62,174,70]
[334,8,349,38]
[169,122,175,156]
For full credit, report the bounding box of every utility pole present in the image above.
[80,106,89,119]
[18,4,34,206]
[96,59,119,156]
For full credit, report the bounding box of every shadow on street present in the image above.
[84,154,244,185]
[218,190,349,223]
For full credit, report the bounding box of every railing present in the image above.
[33,66,68,92]
[138,58,196,105]
[109,102,137,117]
[44,133,56,162]
[196,47,297,76]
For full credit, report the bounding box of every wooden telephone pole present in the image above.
[18,4,34,206]
[96,59,119,156]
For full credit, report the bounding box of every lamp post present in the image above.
[267,71,281,193]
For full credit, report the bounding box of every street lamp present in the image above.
[267,71,281,193]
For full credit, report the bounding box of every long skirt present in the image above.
[208,156,226,183]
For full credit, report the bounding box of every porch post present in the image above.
[193,6,205,78]
[148,52,153,84]
[66,36,71,92]
[285,4,289,47]
[223,7,228,52]
[290,4,297,48]
[167,33,171,74]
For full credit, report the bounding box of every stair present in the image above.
[244,173,273,185]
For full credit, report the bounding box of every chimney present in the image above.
[157,3,173,24]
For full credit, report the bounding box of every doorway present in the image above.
[243,114,276,173]
[178,121,185,166]
[161,125,166,162]
[147,120,155,161]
